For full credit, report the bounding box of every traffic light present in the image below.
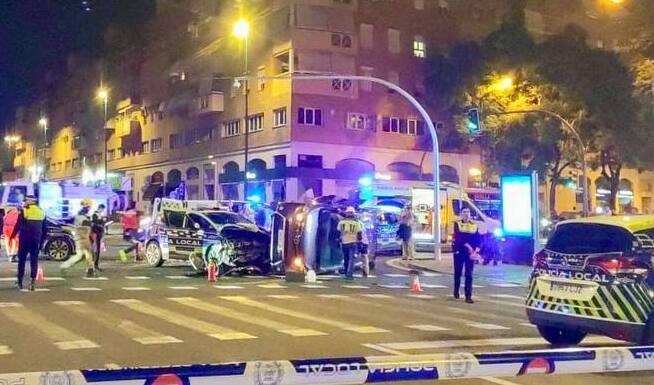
[466,108,481,136]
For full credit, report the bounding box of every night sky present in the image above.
[0,0,154,130]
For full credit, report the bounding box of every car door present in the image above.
[186,213,215,253]
[163,210,194,257]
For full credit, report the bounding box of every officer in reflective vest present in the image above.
[338,207,364,280]
[11,195,46,291]
[452,207,482,303]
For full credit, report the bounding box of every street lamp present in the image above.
[491,74,514,93]
[232,18,250,199]
[97,87,109,183]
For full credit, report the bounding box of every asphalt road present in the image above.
[0,242,651,385]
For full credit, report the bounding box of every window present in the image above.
[388,28,400,54]
[72,135,81,150]
[408,119,417,135]
[170,134,182,149]
[223,119,241,137]
[116,148,124,158]
[274,154,286,169]
[257,66,265,91]
[360,24,374,49]
[164,210,186,228]
[347,113,375,131]
[413,36,426,58]
[72,158,80,169]
[107,150,115,161]
[298,154,323,168]
[187,213,213,231]
[382,117,401,133]
[342,35,352,48]
[247,113,264,132]
[151,138,162,153]
[221,183,239,200]
[360,66,373,92]
[438,0,449,14]
[298,107,322,126]
[414,0,424,9]
[141,141,149,154]
[274,51,290,74]
[388,70,400,85]
[273,108,287,127]
[65,160,71,170]
[272,180,286,201]
[331,33,341,47]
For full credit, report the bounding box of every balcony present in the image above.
[191,92,224,115]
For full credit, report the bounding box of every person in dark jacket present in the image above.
[452,207,482,304]
[11,196,46,291]
[91,204,106,271]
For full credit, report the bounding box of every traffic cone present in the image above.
[36,265,45,282]
[409,271,422,293]
[208,262,217,283]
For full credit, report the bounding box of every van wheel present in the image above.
[537,325,586,346]
[145,241,164,267]
[45,238,72,261]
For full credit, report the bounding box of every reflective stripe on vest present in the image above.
[24,205,45,221]
[456,220,478,233]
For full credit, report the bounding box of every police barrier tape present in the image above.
[2,346,654,385]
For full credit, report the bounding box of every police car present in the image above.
[527,215,654,345]
[144,199,271,274]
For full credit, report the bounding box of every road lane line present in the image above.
[384,274,409,278]
[467,323,511,330]
[122,287,151,291]
[55,300,182,345]
[379,284,407,289]
[111,299,255,340]
[168,286,198,290]
[214,285,244,289]
[420,284,447,288]
[361,294,392,299]
[0,302,23,308]
[405,325,450,332]
[489,294,524,300]
[220,296,388,334]
[361,343,408,356]
[342,285,370,289]
[125,276,151,280]
[267,295,299,299]
[0,345,13,355]
[165,276,190,279]
[491,283,523,288]
[83,276,109,281]
[406,294,436,299]
[257,283,287,289]
[71,287,102,291]
[301,284,328,289]
[318,294,349,299]
[1,305,99,350]
[169,297,326,337]
[481,376,524,385]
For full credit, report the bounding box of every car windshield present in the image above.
[205,211,252,226]
[546,223,634,255]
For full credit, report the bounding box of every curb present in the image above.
[2,346,653,384]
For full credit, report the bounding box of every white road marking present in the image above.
[377,336,622,351]
[83,276,109,281]
[472,284,485,288]
[134,336,183,345]
[122,287,151,291]
[257,283,287,289]
[125,276,151,280]
[467,323,511,330]
[353,274,376,278]
[33,288,50,292]
[104,363,122,369]
[421,284,447,288]
[519,322,537,328]
[384,273,409,278]
[481,377,524,385]
[221,296,389,334]
[301,284,328,289]
[53,301,86,306]
[112,299,256,340]
[407,294,436,299]
[169,286,198,290]
[379,284,407,289]
[45,277,66,281]
[71,287,102,291]
[214,285,244,289]
[165,275,190,279]
[361,294,393,299]
[55,340,100,350]
[406,324,450,331]
[489,294,524,300]
[267,295,299,299]
[491,283,523,288]
[169,297,327,337]
[361,343,408,356]
[342,285,370,289]
[0,345,13,355]
[318,294,349,299]
[0,302,23,308]
[422,272,441,277]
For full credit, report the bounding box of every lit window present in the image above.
[223,119,241,137]
[347,113,366,130]
[141,141,149,154]
[413,36,426,58]
[273,108,287,127]
[298,107,322,126]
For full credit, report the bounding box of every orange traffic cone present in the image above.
[409,271,422,293]
[207,262,217,283]
[36,265,45,282]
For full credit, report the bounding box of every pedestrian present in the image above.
[3,206,20,263]
[398,204,414,261]
[11,195,46,291]
[91,203,107,271]
[118,202,139,262]
[452,207,482,304]
[60,199,96,278]
[337,206,364,280]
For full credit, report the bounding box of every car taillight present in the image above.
[589,256,649,276]
[533,249,547,268]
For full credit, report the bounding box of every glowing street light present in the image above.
[97,87,109,183]
[492,74,514,93]
[232,19,250,39]
[469,167,482,178]
[233,18,252,198]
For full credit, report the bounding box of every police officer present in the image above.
[91,203,107,271]
[452,207,482,303]
[338,207,364,280]
[11,195,46,291]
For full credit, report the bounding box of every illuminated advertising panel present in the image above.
[500,174,534,237]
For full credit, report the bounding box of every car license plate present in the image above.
[550,281,583,295]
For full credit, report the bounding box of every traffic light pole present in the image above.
[496,109,589,217]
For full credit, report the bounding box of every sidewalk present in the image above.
[406,252,532,285]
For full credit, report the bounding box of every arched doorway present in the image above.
[186,167,200,199]
[387,161,421,180]
[246,159,267,202]
[619,179,635,213]
[166,169,182,196]
[594,176,611,214]
[439,165,459,184]
[221,162,240,200]
[334,158,375,199]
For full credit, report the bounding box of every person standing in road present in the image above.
[61,199,96,278]
[452,207,482,304]
[338,206,364,280]
[3,206,20,263]
[11,196,46,291]
[398,204,414,261]
[118,202,139,262]
[91,204,107,271]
